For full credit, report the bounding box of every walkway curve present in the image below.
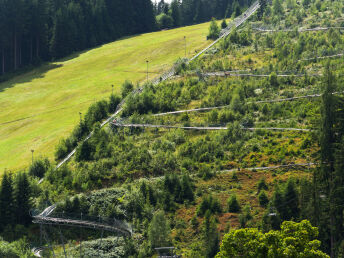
[54,1,261,170]
[153,93,323,116]
[254,27,344,33]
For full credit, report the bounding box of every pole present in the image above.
[112,85,114,95]
[79,112,82,124]
[80,212,83,258]
[146,60,149,82]
[31,150,34,164]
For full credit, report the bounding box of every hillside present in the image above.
[0,22,213,172]
[1,0,344,257]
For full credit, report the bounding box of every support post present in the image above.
[59,226,67,258]
[42,226,56,257]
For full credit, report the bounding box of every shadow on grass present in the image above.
[0,63,63,93]
[0,33,146,93]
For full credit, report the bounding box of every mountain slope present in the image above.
[0,22,213,173]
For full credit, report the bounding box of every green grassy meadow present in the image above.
[0,22,213,173]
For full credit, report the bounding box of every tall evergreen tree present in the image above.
[0,173,14,231]
[13,172,32,226]
[171,0,181,27]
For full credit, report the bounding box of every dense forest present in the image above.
[0,0,156,75]
[0,0,252,77]
[2,0,344,257]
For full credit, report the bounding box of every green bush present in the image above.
[28,158,50,178]
[227,194,241,213]
[258,191,269,207]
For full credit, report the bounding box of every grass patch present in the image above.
[0,22,213,173]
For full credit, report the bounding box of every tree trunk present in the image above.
[36,35,39,59]
[19,40,22,66]
[2,48,4,75]
[14,32,17,70]
[30,37,33,62]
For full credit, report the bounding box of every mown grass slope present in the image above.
[0,22,213,173]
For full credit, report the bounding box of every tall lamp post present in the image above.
[146,60,149,82]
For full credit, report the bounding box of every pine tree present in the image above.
[203,211,219,258]
[228,194,241,213]
[0,172,14,231]
[148,210,171,248]
[171,0,181,27]
[207,18,220,40]
[284,179,299,220]
[13,172,31,226]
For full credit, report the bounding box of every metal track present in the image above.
[32,215,131,236]
[54,1,261,169]
[111,122,310,132]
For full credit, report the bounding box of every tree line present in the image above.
[154,0,254,29]
[0,0,156,75]
[0,0,256,77]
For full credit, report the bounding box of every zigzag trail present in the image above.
[55,1,261,170]
[111,122,311,132]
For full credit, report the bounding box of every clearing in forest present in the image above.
[0,22,212,173]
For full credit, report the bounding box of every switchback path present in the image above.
[153,93,323,116]
[54,1,261,169]
[111,122,310,132]
[254,27,344,33]
[203,71,318,78]
[32,214,132,236]
[300,52,344,61]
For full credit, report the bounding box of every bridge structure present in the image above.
[31,205,132,257]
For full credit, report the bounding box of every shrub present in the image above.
[221,19,227,29]
[197,195,222,216]
[121,80,134,98]
[28,158,50,178]
[257,177,268,192]
[258,191,269,207]
[208,18,220,40]
[227,194,241,213]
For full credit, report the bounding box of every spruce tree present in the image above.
[13,172,31,226]
[203,211,219,258]
[284,179,299,220]
[0,172,14,231]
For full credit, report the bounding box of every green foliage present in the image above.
[257,177,268,193]
[208,18,220,40]
[148,210,171,248]
[239,205,252,228]
[221,19,227,29]
[272,0,284,16]
[216,220,329,258]
[13,173,32,226]
[69,237,135,258]
[157,13,174,29]
[0,238,34,258]
[28,158,50,178]
[121,80,134,99]
[227,194,241,213]
[203,211,220,258]
[258,191,269,208]
[197,194,222,217]
[0,173,14,230]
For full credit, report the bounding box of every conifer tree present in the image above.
[208,18,220,40]
[0,173,14,231]
[203,211,219,258]
[13,172,31,226]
